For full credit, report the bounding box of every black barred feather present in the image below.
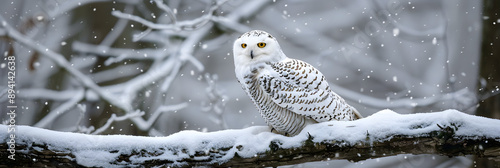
[234,30,362,136]
[239,59,361,136]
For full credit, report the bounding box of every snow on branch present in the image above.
[111,0,228,34]
[201,73,229,129]
[2,110,500,167]
[334,85,477,110]
[0,15,132,112]
[152,0,177,24]
[0,0,276,136]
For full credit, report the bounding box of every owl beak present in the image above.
[250,50,254,59]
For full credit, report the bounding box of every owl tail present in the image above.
[352,107,363,119]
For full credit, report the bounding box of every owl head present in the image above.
[233,30,286,67]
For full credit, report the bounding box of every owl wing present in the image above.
[259,59,356,121]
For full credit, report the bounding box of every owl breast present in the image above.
[238,64,315,136]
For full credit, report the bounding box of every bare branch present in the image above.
[0,15,133,112]
[18,89,79,101]
[91,110,145,135]
[160,59,181,92]
[34,88,85,128]
[139,103,189,131]
[100,5,134,46]
[72,41,163,63]
[153,0,177,24]
[46,0,119,18]
[111,10,178,30]
[334,85,477,110]
[74,104,92,133]
[132,28,152,42]
[202,73,229,129]
[111,0,226,31]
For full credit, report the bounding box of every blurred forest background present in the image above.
[1,0,498,167]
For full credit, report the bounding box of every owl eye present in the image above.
[257,42,266,48]
[241,43,247,48]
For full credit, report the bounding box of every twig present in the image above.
[34,88,85,128]
[112,0,228,32]
[160,58,181,92]
[100,4,134,46]
[111,10,178,30]
[46,0,114,18]
[333,84,476,110]
[142,103,189,130]
[90,63,145,83]
[91,110,145,135]
[18,88,78,101]
[74,104,91,133]
[202,73,229,129]
[0,15,132,112]
[153,0,177,24]
[132,27,152,42]
[72,41,163,64]
[372,1,445,40]
[116,55,179,108]
[177,25,209,72]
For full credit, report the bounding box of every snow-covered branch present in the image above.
[202,73,229,129]
[135,103,189,132]
[2,110,500,167]
[152,0,177,24]
[0,14,133,112]
[334,86,477,110]
[0,0,273,134]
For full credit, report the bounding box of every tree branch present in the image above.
[0,15,133,112]
[91,110,145,135]
[2,110,499,167]
[222,135,500,167]
[33,88,85,128]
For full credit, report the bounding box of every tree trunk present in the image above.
[478,0,500,119]
[477,0,500,167]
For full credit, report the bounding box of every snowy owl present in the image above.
[233,30,362,136]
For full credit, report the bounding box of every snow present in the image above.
[305,109,500,144]
[2,109,500,167]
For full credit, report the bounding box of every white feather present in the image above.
[233,30,361,136]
